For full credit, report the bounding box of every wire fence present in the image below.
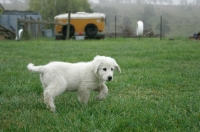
[104,15,200,39]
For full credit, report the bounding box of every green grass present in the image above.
[0,38,200,131]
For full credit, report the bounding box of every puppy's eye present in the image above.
[111,68,113,71]
[103,68,107,71]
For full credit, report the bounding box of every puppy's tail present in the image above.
[27,63,45,73]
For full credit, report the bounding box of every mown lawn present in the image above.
[0,38,200,131]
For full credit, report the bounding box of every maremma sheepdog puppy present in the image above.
[27,55,121,112]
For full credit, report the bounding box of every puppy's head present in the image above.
[92,55,121,82]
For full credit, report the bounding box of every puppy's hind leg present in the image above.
[44,90,56,112]
[96,84,108,100]
[44,84,67,112]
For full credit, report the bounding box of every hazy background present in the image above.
[1,0,200,37]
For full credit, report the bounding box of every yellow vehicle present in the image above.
[54,12,106,39]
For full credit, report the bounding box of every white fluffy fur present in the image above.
[27,55,121,112]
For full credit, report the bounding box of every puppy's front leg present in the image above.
[77,88,90,104]
[96,84,108,100]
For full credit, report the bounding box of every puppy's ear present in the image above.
[111,58,121,73]
[115,63,121,73]
[93,62,101,76]
[92,57,102,76]
[94,55,102,60]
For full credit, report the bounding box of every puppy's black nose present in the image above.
[108,76,112,81]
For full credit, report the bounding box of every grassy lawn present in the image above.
[0,38,200,131]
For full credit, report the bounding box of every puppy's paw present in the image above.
[46,104,56,112]
[96,95,106,100]
[50,107,56,113]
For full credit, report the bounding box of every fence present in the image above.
[104,15,200,39]
[17,19,65,39]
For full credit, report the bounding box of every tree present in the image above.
[159,0,165,5]
[140,5,156,29]
[111,0,124,3]
[136,0,145,4]
[180,0,188,5]
[123,16,132,27]
[0,4,4,16]
[93,6,118,29]
[146,0,158,4]
[29,0,93,21]
[99,0,109,3]
[195,0,200,4]
[157,0,172,5]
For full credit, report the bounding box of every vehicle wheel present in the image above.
[62,24,75,38]
[85,24,98,37]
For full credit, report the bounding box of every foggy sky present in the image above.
[89,0,196,5]
[0,0,197,5]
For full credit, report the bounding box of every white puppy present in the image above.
[27,55,121,112]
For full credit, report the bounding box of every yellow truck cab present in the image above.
[54,12,106,39]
